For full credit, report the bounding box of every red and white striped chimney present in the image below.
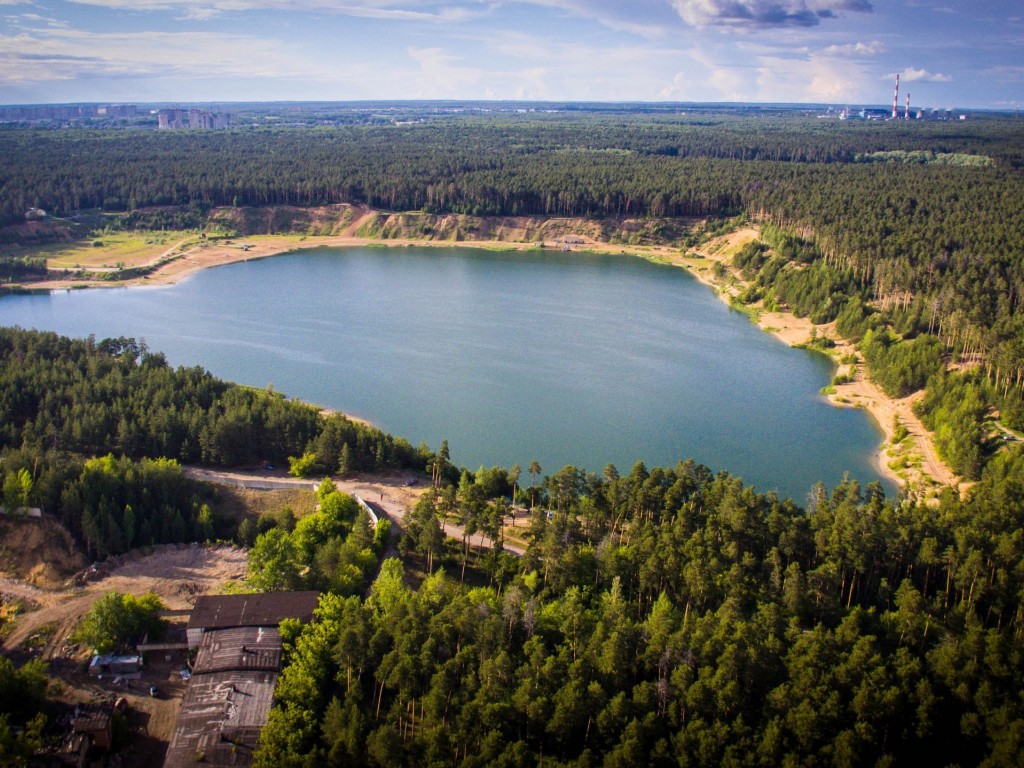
[906,92,911,120]
[892,73,900,119]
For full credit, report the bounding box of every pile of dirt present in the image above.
[0,516,86,587]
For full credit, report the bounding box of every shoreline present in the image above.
[665,227,958,499]
[12,224,957,498]
[24,232,639,292]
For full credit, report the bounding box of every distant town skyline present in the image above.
[1,1,1020,109]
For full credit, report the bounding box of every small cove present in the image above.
[0,246,895,501]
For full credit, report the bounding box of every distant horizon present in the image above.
[1,1,1020,110]
[1,98,1011,113]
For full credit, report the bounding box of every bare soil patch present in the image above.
[0,516,86,588]
[2,543,247,765]
[2,544,247,656]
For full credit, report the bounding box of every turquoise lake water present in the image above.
[0,246,894,502]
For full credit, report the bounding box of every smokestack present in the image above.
[906,92,911,120]
[892,73,900,119]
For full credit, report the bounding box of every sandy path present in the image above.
[829,371,957,489]
[341,204,375,237]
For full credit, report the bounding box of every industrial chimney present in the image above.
[892,74,899,119]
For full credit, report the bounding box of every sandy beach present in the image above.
[17,217,957,497]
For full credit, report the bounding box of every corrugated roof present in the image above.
[187,591,319,631]
[194,626,281,675]
[163,670,277,768]
[71,701,113,734]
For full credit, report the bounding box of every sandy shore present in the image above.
[670,227,959,499]
[18,222,957,497]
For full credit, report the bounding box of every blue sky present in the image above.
[1,1,1020,108]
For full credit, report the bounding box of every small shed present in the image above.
[88,654,142,678]
[71,700,115,749]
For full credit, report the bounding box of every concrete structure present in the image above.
[71,700,116,749]
[0,104,137,122]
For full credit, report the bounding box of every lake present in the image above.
[0,246,893,501]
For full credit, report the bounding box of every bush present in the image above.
[74,591,166,653]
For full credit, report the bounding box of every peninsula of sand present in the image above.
[8,203,960,498]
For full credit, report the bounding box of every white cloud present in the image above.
[986,64,1024,82]
[891,67,953,83]
[671,0,871,29]
[756,53,866,101]
[510,0,679,37]
[4,12,69,28]
[822,40,883,56]
[662,42,874,104]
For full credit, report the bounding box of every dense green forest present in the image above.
[0,326,433,557]
[253,452,1024,767]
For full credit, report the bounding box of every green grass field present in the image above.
[38,231,194,269]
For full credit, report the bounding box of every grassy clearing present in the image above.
[25,230,196,270]
[209,486,317,524]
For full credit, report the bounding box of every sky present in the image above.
[0,0,1020,108]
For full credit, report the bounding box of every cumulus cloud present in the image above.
[671,0,871,28]
[822,40,883,56]
[892,67,953,83]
